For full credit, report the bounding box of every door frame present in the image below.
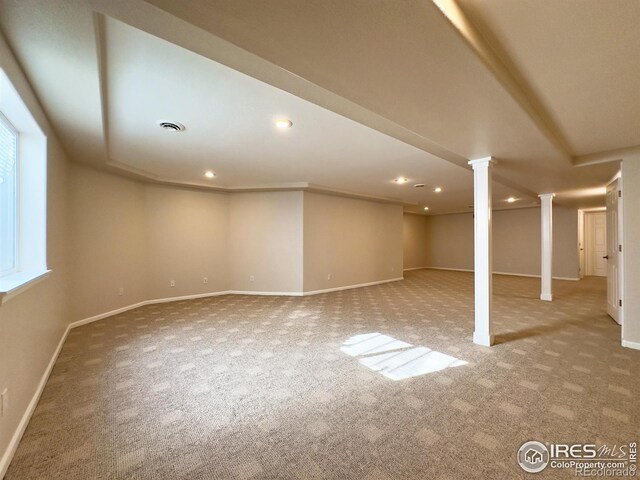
[582,209,606,276]
[604,170,624,328]
[578,210,585,279]
[617,173,624,328]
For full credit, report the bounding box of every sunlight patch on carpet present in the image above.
[340,332,413,357]
[342,333,467,380]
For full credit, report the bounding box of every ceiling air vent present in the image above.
[157,121,185,132]
[413,183,425,188]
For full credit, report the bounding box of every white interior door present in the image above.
[585,212,607,277]
[578,210,585,278]
[606,180,620,323]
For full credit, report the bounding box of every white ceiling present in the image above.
[104,17,533,212]
[0,0,634,213]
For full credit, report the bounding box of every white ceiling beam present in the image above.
[432,0,573,160]
[573,145,640,167]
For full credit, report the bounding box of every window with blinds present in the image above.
[0,113,17,275]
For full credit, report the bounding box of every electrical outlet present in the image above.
[203,277,208,284]
[327,273,332,280]
[1,388,8,417]
[118,287,124,296]
[249,275,255,283]
[170,280,176,287]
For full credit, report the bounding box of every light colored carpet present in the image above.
[5,270,639,479]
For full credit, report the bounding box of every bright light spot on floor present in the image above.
[342,333,467,381]
[360,347,467,380]
[341,332,412,357]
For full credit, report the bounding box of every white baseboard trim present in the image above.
[495,271,580,281]
[69,278,406,330]
[0,324,70,479]
[68,291,238,329]
[69,301,150,329]
[227,290,304,297]
[148,291,235,303]
[421,267,580,281]
[622,339,640,351]
[303,277,404,296]
[403,267,429,272]
[425,266,474,273]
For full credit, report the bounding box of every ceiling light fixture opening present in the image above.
[204,170,216,179]
[506,197,517,203]
[157,121,185,132]
[394,177,409,184]
[423,206,429,211]
[275,118,293,129]
[434,187,442,193]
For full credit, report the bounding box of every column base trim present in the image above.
[540,293,553,301]
[622,340,640,350]
[473,331,494,347]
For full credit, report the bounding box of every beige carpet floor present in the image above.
[5,270,639,479]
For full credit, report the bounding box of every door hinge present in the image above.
[619,299,622,307]
[618,190,622,198]
[619,244,622,252]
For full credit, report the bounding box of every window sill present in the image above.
[0,269,51,305]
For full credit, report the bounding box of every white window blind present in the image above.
[0,113,17,274]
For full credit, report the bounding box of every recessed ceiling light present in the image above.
[157,120,185,132]
[275,118,293,129]
[204,171,215,179]
[506,197,517,203]
[434,187,442,193]
[423,206,429,211]
[414,183,425,188]
[394,177,409,184]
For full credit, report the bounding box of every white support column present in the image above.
[468,157,496,347]
[539,193,555,301]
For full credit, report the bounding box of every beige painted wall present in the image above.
[69,165,148,320]
[229,191,304,293]
[494,206,579,278]
[423,212,473,271]
[403,206,580,279]
[70,184,402,305]
[403,213,430,270]
[303,192,403,292]
[0,33,70,474]
[622,160,640,346]
[145,185,229,299]
[70,167,233,318]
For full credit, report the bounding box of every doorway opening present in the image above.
[584,211,607,277]
[578,177,622,326]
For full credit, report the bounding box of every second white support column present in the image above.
[540,193,555,301]
[469,157,495,347]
